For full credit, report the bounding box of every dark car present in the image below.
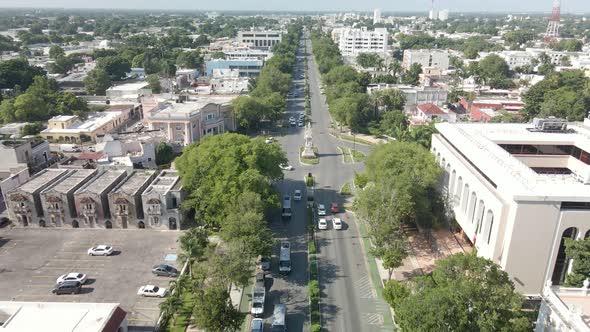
[151,264,178,277]
[255,272,265,288]
[52,280,82,295]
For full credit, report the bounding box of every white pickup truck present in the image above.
[59,144,81,153]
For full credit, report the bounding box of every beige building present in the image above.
[41,112,126,143]
[73,170,127,229]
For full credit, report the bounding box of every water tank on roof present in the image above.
[533,117,568,132]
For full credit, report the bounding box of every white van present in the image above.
[279,241,291,274]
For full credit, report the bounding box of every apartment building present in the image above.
[237,30,282,50]
[41,111,127,143]
[431,119,590,295]
[74,170,127,229]
[108,170,157,229]
[205,58,264,77]
[141,96,236,146]
[334,27,389,57]
[402,49,450,71]
[141,170,183,230]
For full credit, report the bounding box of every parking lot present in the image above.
[0,228,180,331]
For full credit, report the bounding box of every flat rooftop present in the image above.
[435,121,590,201]
[111,170,156,196]
[0,301,125,332]
[149,96,236,119]
[42,169,96,194]
[106,81,149,92]
[143,170,180,195]
[42,112,122,134]
[17,169,67,194]
[76,170,126,195]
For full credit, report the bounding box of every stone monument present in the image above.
[301,123,316,158]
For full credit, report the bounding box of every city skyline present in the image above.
[0,0,588,13]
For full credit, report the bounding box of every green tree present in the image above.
[378,110,409,138]
[97,56,131,80]
[402,63,422,85]
[84,68,112,95]
[175,133,286,227]
[13,92,46,121]
[21,122,45,136]
[146,74,162,94]
[478,54,511,88]
[48,55,75,75]
[192,284,243,332]
[386,253,530,332]
[0,58,46,90]
[356,53,381,68]
[177,228,209,277]
[48,45,65,59]
[155,141,174,165]
[370,88,406,112]
[0,99,16,123]
[564,237,590,287]
[176,51,202,69]
[230,96,270,130]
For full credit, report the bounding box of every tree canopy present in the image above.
[0,58,45,91]
[83,68,112,95]
[384,252,530,332]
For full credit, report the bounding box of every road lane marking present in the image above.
[363,313,384,325]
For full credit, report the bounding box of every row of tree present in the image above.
[230,24,302,130]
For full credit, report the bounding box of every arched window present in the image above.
[450,170,457,196]
[485,211,494,244]
[468,192,477,223]
[475,201,485,233]
[461,184,470,213]
[585,229,590,239]
[551,227,579,285]
[455,177,463,206]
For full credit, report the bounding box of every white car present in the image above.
[318,204,326,216]
[280,164,294,171]
[293,190,302,201]
[265,137,275,144]
[332,218,343,230]
[318,218,328,230]
[56,272,87,285]
[87,245,114,256]
[137,285,167,298]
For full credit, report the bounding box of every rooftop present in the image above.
[143,170,180,196]
[42,169,97,194]
[42,112,122,134]
[542,283,590,331]
[148,96,236,120]
[76,170,126,195]
[0,301,126,332]
[111,170,156,196]
[49,115,77,122]
[106,81,149,92]
[17,169,67,194]
[417,103,445,115]
[435,121,590,201]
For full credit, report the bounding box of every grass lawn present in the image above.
[168,292,196,332]
[300,146,319,165]
[340,133,375,146]
[340,182,352,196]
[350,149,366,163]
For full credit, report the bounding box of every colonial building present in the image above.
[74,170,127,229]
[141,170,183,230]
[108,170,157,229]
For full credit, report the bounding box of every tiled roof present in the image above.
[417,103,446,115]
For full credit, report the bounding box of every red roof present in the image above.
[417,103,445,115]
[101,306,127,332]
[78,153,104,160]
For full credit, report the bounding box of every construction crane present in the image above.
[546,0,561,39]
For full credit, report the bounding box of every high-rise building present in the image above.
[438,9,449,21]
[373,8,381,24]
[428,0,438,20]
[335,27,389,57]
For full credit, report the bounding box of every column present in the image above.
[185,122,191,145]
[168,123,173,142]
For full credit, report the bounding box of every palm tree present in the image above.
[178,228,209,277]
[159,295,182,328]
[388,60,402,82]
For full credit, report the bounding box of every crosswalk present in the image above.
[363,312,384,325]
[356,275,377,299]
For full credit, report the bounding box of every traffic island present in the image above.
[307,205,321,332]
[300,146,319,165]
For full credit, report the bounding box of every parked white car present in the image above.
[318,218,328,230]
[332,218,343,230]
[87,245,114,256]
[280,163,294,171]
[318,204,326,216]
[265,137,275,144]
[56,272,87,285]
[137,285,167,298]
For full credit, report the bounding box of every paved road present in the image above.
[304,35,394,332]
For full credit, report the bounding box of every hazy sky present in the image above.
[0,0,588,13]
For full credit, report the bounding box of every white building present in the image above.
[335,27,389,57]
[431,119,590,295]
[438,9,450,21]
[367,83,448,112]
[536,280,590,332]
[499,51,535,70]
[0,301,127,332]
[106,82,152,100]
[237,30,282,50]
[403,49,450,70]
[373,9,381,24]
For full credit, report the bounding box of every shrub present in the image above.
[309,279,320,302]
[311,323,321,332]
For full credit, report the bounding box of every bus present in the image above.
[281,194,292,219]
[279,241,291,274]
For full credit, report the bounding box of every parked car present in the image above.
[280,163,294,171]
[258,256,271,271]
[151,264,178,277]
[137,285,167,298]
[318,218,328,230]
[87,245,114,256]
[332,218,343,230]
[56,273,87,285]
[52,281,82,295]
[250,318,264,332]
[330,202,339,213]
[318,204,326,216]
[255,272,265,288]
[293,190,302,201]
[298,121,305,127]
[265,137,275,144]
